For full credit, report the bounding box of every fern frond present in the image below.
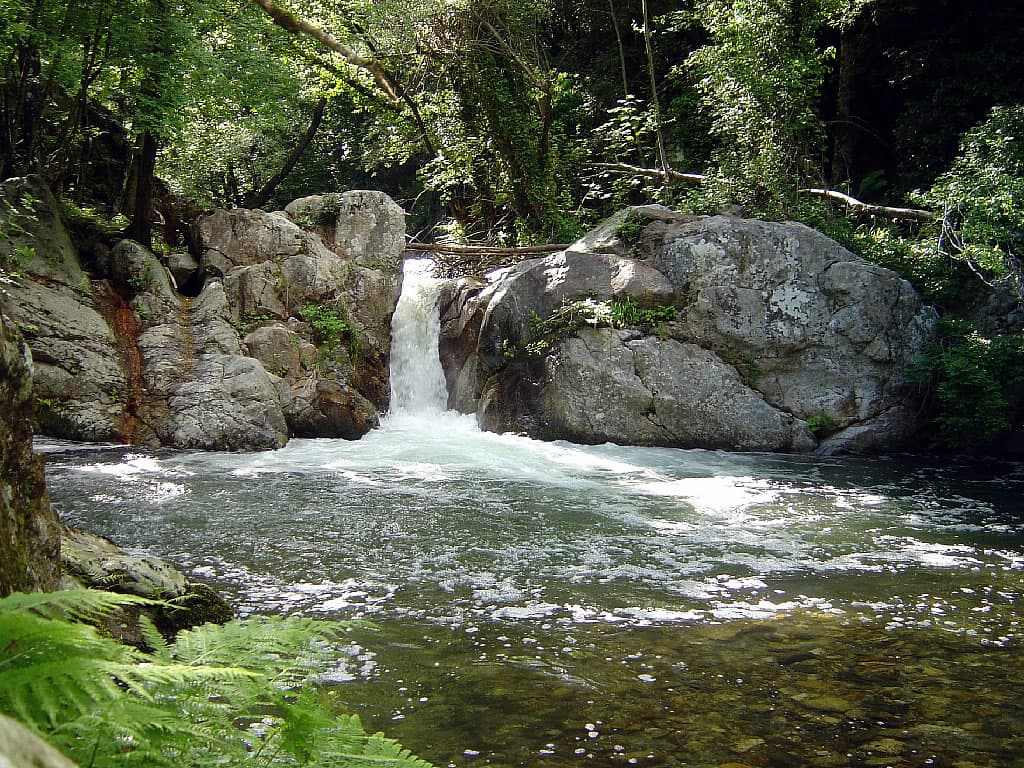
[0,588,156,621]
[136,615,170,657]
[0,594,436,768]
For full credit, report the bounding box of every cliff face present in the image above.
[0,308,60,595]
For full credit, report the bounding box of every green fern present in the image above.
[0,590,433,768]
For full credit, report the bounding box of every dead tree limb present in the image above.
[406,242,570,255]
[590,162,708,184]
[800,188,935,223]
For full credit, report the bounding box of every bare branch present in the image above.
[591,162,708,184]
[800,188,935,223]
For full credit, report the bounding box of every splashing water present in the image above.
[388,259,448,416]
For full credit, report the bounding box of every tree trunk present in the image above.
[242,97,327,209]
[127,130,157,247]
[831,25,857,184]
[641,0,669,177]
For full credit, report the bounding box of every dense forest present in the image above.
[1,0,1023,446]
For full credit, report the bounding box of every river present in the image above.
[40,261,1024,767]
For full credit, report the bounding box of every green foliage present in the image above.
[300,303,359,362]
[0,589,432,768]
[923,105,1024,287]
[911,319,1024,449]
[716,342,762,387]
[234,312,272,336]
[613,215,647,245]
[682,0,853,216]
[516,295,676,358]
[805,412,835,438]
[0,192,40,283]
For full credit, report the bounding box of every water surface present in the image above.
[42,428,1024,767]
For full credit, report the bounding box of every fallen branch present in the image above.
[405,242,569,255]
[591,162,708,184]
[592,163,937,224]
[800,188,935,223]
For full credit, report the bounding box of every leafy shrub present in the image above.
[911,318,1024,449]
[516,295,676,359]
[0,589,431,768]
[300,303,352,347]
[924,105,1024,285]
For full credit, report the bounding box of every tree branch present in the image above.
[591,162,708,183]
[592,164,937,224]
[800,188,935,223]
[406,242,568,255]
[249,0,398,100]
[243,97,327,209]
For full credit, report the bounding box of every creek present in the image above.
[41,261,1024,767]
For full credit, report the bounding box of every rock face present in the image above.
[60,525,234,641]
[0,309,61,595]
[1,176,126,441]
[442,207,936,453]
[1,176,404,450]
[195,200,400,439]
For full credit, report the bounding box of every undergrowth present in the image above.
[515,295,676,358]
[0,589,432,768]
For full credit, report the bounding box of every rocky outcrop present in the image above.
[443,207,936,453]
[1,176,126,440]
[1,176,404,450]
[0,309,61,595]
[195,200,400,439]
[60,526,233,641]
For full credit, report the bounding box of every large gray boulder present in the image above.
[0,310,61,595]
[443,208,936,453]
[195,197,403,436]
[285,190,406,270]
[497,328,814,451]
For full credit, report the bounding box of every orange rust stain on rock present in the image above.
[93,281,144,443]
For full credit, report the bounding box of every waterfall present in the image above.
[388,259,449,415]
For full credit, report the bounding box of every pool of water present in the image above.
[39,414,1024,767]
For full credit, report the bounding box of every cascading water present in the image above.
[387,259,449,417]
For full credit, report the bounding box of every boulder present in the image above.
[167,251,201,292]
[444,209,936,453]
[489,328,813,451]
[194,197,403,436]
[0,310,61,595]
[331,190,406,270]
[642,214,936,434]
[60,525,233,641]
